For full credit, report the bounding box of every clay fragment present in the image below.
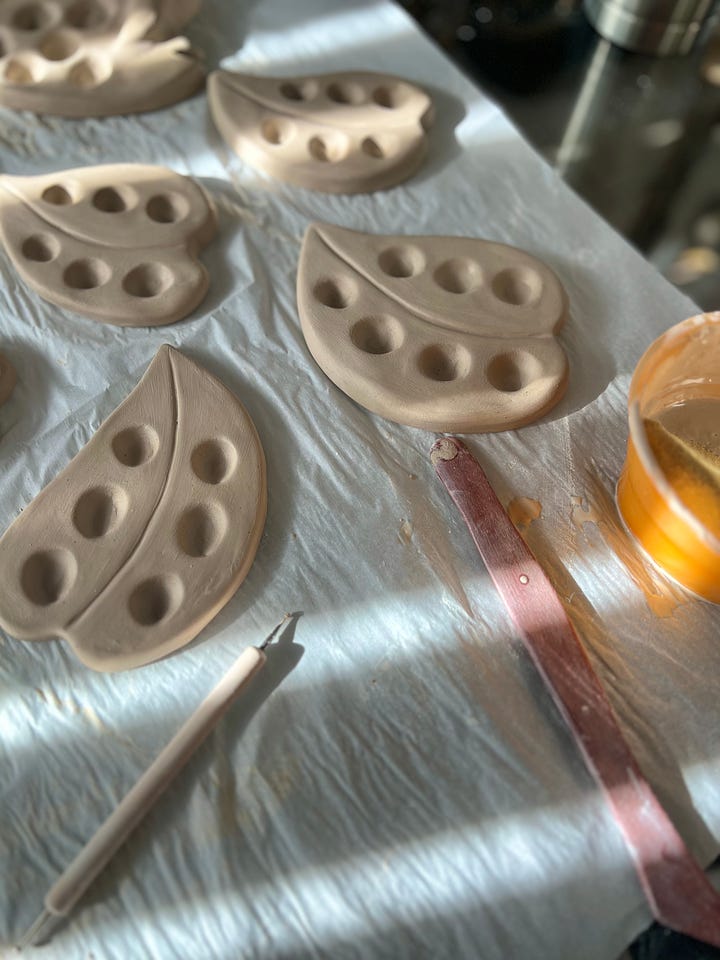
[208,69,433,194]
[0,164,217,327]
[0,0,203,117]
[0,345,267,671]
[297,222,569,432]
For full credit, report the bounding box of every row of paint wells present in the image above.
[18,184,188,297]
[19,432,237,625]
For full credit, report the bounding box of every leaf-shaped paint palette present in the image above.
[0,164,217,326]
[0,346,266,671]
[297,222,569,432]
[0,0,203,117]
[208,69,433,194]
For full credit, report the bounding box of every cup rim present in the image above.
[628,311,720,556]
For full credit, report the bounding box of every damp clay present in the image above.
[0,0,203,117]
[297,222,569,432]
[0,164,217,326]
[0,352,16,406]
[0,345,267,671]
[207,70,434,194]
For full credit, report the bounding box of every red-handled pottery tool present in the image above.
[431,435,720,947]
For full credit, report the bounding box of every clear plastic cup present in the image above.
[617,311,720,603]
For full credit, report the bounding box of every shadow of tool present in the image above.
[223,612,305,739]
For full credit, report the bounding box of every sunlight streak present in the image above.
[223,5,413,72]
[65,796,631,956]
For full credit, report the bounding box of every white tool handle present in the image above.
[46,646,266,917]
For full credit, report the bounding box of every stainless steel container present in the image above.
[584,0,718,55]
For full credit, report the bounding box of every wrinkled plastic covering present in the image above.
[1,2,719,958]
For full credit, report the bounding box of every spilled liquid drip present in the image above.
[572,480,687,619]
[507,496,542,531]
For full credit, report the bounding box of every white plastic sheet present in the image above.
[1,1,718,958]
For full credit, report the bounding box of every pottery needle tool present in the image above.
[17,613,293,950]
[431,436,720,947]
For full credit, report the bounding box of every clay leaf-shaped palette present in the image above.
[208,69,433,194]
[297,223,569,432]
[0,0,203,117]
[0,345,266,671]
[0,164,217,326]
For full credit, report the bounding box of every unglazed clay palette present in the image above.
[0,346,266,671]
[297,222,569,432]
[0,0,203,116]
[0,164,217,326]
[208,69,434,194]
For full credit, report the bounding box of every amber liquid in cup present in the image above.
[617,313,720,603]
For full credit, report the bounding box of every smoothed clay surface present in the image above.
[0,352,16,406]
[0,164,217,326]
[0,0,203,117]
[208,69,433,194]
[297,222,569,432]
[0,345,267,671]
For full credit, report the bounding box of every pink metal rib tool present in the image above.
[431,435,720,947]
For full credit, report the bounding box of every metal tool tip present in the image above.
[16,908,55,950]
[258,612,295,650]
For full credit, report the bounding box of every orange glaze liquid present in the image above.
[618,397,720,602]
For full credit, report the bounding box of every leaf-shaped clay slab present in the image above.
[297,222,569,432]
[0,346,267,671]
[208,69,433,194]
[0,0,203,117]
[0,164,217,326]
